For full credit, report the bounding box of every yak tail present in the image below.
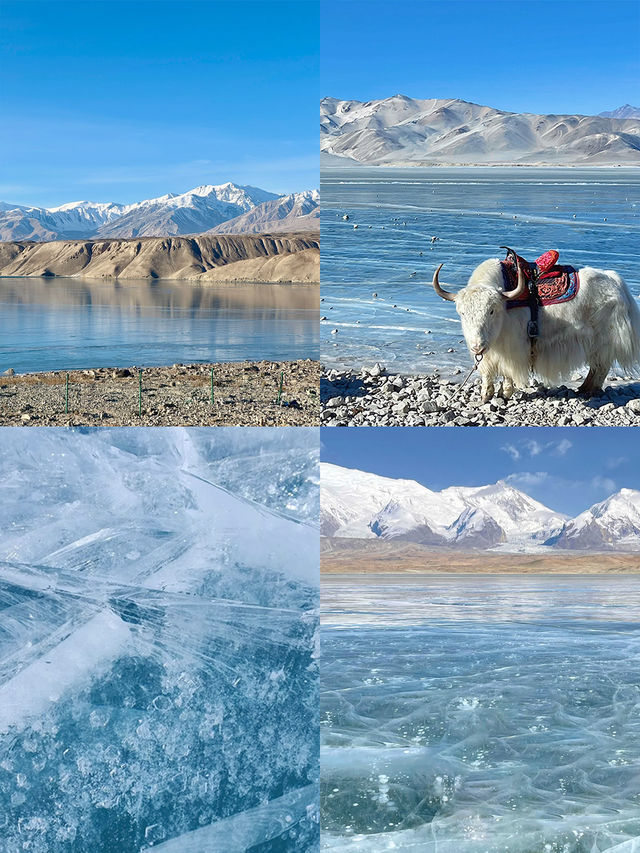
[609,273,640,372]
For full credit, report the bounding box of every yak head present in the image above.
[431,259,527,356]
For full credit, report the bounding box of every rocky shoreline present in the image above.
[321,364,640,426]
[0,360,321,426]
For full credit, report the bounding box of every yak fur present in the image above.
[450,258,640,401]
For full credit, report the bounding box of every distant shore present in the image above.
[0,359,321,426]
[321,543,640,574]
[0,233,319,282]
[321,159,640,169]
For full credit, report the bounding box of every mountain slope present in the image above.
[547,489,640,550]
[0,234,319,281]
[208,191,319,234]
[321,95,640,165]
[96,183,278,238]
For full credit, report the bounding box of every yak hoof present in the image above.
[501,382,514,400]
[577,382,603,397]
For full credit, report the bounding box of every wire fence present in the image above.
[0,364,320,425]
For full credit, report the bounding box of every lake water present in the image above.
[0,278,319,373]
[322,574,640,852]
[321,168,640,374]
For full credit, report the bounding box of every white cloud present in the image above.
[504,438,573,461]
[606,456,628,470]
[554,439,572,456]
[524,439,543,457]
[501,444,520,461]
[591,476,617,494]
[505,471,550,489]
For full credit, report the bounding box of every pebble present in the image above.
[321,365,640,427]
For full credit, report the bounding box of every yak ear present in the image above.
[432,263,456,302]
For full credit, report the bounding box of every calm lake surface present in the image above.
[0,278,319,373]
[321,168,640,373]
[322,574,640,851]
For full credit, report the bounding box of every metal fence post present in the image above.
[276,371,284,405]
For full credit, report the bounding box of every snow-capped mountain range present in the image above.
[321,95,640,165]
[321,463,640,552]
[0,183,319,242]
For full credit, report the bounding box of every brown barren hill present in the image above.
[320,539,640,574]
[0,233,319,282]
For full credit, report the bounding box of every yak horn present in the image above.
[502,259,528,300]
[432,263,456,301]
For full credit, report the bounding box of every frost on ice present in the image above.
[0,427,319,852]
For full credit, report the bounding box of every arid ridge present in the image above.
[0,232,319,282]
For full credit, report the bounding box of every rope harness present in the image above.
[451,352,483,400]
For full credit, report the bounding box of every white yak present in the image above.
[432,258,640,401]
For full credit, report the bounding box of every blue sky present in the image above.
[0,0,319,207]
[322,0,639,116]
[321,427,640,515]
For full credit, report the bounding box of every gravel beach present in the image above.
[321,364,640,426]
[0,360,321,426]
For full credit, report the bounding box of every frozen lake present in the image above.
[322,574,640,851]
[0,428,319,852]
[321,168,640,374]
[0,278,319,373]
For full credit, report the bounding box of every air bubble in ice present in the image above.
[151,695,171,712]
[89,708,110,728]
[144,823,166,844]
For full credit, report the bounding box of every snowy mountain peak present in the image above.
[548,489,640,551]
[207,189,320,235]
[598,104,640,119]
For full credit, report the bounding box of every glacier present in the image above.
[0,427,319,852]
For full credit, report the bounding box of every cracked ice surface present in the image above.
[322,576,640,852]
[0,427,319,852]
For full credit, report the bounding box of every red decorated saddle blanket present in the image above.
[502,250,580,309]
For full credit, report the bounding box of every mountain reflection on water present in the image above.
[0,278,319,372]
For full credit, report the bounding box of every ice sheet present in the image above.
[322,575,640,852]
[0,428,319,852]
[321,168,640,374]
